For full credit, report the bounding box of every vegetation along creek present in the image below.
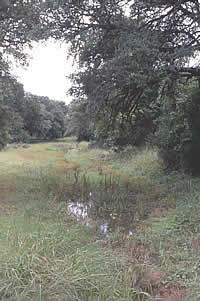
[1,0,200,300]
[0,139,200,299]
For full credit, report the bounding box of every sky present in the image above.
[12,39,200,105]
[12,40,74,104]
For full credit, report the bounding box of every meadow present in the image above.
[0,138,200,300]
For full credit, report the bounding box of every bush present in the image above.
[0,106,10,150]
[94,114,155,149]
[9,129,31,143]
[0,127,9,150]
[156,87,200,174]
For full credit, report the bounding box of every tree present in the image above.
[1,0,199,164]
[65,98,94,142]
[0,0,52,82]
[0,0,55,149]
[1,78,31,143]
[155,79,200,173]
[47,0,200,91]
[22,94,68,140]
[0,104,10,149]
[38,96,68,139]
[130,0,200,78]
[66,14,166,146]
[51,0,200,159]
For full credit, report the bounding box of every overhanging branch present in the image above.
[177,66,200,77]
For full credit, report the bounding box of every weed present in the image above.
[1,138,200,299]
[0,221,144,300]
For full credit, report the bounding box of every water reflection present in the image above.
[67,201,89,220]
[67,199,133,238]
[99,222,109,235]
[67,200,111,236]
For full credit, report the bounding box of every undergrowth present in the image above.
[0,138,200,299]
[0,219,142,300]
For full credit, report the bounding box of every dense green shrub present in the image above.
[156,87,200,174]
[0,106,10,150]
[94,114,155,149]
[184,88,200,174]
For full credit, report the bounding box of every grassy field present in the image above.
[0,138,200,300]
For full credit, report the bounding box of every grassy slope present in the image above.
[0,138,200,300]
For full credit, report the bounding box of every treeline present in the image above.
[65,81,200,176]
[0,76,68,148]
[0,0,67,148]
[1,0,200,174]
[61,1,200,175]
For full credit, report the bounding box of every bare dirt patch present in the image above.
[143,266,164,292]
[122,239,189,299]
[154,287,187,300]
[142,266,187,300]
[125,261,187,300]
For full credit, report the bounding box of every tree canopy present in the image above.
[0,0,69,147]
[1,0,200,171]
[57,0,200,171]
[46,0,200,119]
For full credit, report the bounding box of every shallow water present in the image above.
[67,197,135,238]
[67,200,110,236]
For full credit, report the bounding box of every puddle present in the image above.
[67,200,111,236]
[99,222,109,235]
[67,197,134,238]
[67,201,91,220]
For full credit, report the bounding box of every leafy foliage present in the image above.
[0,77,68,147]
[0,104,10,149]
[156,82,200,174]
[65,99,94,142]
[0,0,60,148]
[60,0,200,151]
[1,0,200,170]
[23,94,67,140]
[72,20,161,113]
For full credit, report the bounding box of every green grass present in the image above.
[130,191,200,299]
[0,137,200,299]
[0,215,143,300]
[0,139,144,300]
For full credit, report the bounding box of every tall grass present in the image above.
[1,138,200,299]
[0,217,146,300]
